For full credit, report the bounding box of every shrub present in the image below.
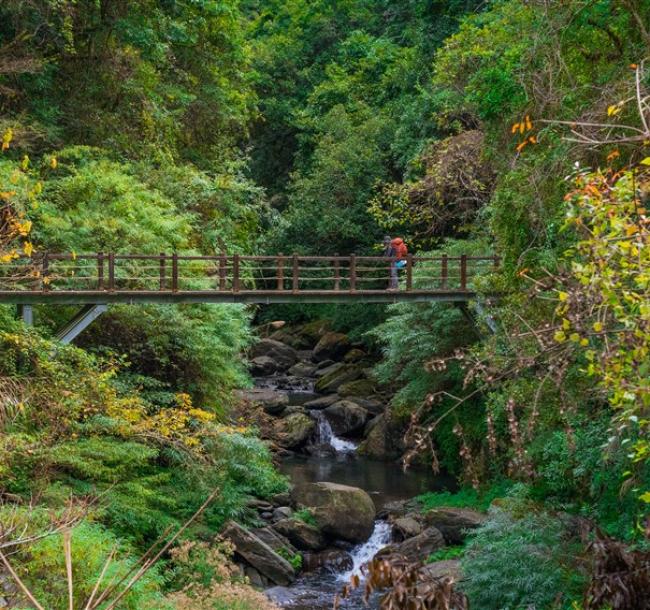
[460,502,587,610]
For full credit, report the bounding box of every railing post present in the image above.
[349,254,357,292]
[42,252,49,291]
[172,253,178,292]
[277,253,284,291]
[460,254,467,290]
[292,253,299,293]
[334,254,340,291]
[159,252,166,291]
[219,252,227,290]
[441,254,448,290]
[493,255,500,270]
[108,253,115,292]
[97,252,104,290]
[406,254,413,291]
[233,254,240,292]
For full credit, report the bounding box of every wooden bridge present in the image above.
[1,252,498,343]
[0,252,498,305]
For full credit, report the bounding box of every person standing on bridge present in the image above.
[383,235,408,289]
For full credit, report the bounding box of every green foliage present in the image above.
[293,508,317,527]
[9,518,171,610]
[461,502,588,610]
[417,480,514,513]
[425,545,465,564]
[277,546,303,570]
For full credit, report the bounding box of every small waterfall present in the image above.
[337,520,392,583]
[314,411,358,453]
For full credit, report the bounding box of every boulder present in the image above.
[302,549,353,573]
[288,361,318,377]
[419,559,462,582]
[244,565,266,588]
[379,527,445,563]
[347,397,385,415]
[273,506,293,522]
[244,388,289,415]
[271,491,292,507]
[343,348,367,363]
[313,332,350,363]
[292,482,375,543]
[314,361,343,378]
[222,521,296,586]
[357,411,405,460]
[303,394,340,410]
[338,379,375,398]
[273,518,327,551]
[315,364,363,394]
[251,339,298,370]
[424,508,487,544]
[392,516,423,541]
[251,526,297,556]
[274,413,316,449]
[249,356,279,377]
[323,401,369,436]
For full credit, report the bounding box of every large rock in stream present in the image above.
[312,332,350,362]
[315,364,363,394]
[222,521,296,586]
[273,518,327,551]
[292,482,375,543]
[251,339,298,370]
[274,412,316,449]
[323,400,369,436]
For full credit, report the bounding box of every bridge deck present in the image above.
[0,253,497,304]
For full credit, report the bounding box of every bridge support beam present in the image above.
[55,304,108,344]
[17,304,34,326]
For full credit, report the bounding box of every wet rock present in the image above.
[288,361,318,377]
[343,348,367,363]
[392,516,423,541]
[323,401,369,436]
[269,329,312,350]
[244,388,289,415]
[222,521,296,586]
[315,364,363,394]
[261,512,273,521]
[347,396,385,415]
[424,508,486,544]
[292,482,376,544]
[303,394,340,410]
[283,405,306,416]
[378,527,445,563]
[250,356,279,377]
[251,339,298,370]
[377,500,410,519]
[338,378,375,398]
[302,549,353,573]
[313,332,350,362]
[273,518,327,551]
[273,506,293,522]
[314,361,342,377]
[357,411,405,460]
[274,413,316,449]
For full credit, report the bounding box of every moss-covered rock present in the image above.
[292,482,375,543]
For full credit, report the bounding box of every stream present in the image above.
[261,377,455,610]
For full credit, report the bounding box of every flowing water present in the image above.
[258,375,454,609]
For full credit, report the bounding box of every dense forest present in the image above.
[0,1,648,609]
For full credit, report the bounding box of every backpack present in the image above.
[391,238,408,260]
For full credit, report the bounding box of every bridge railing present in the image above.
[0,253,499,293]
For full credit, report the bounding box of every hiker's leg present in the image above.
[390,263,398,289]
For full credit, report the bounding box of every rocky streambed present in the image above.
[224,323,479,609]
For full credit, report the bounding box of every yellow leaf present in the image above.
[23,242,33,257]
[607,105,620,116]
[554,330,566,343]
[21,155,29,170]
[640,157,650,166]
[558,291,568,302]
[593,322,603,332]
[639,491,650,503]
[50,156,58,169]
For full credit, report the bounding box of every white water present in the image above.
[315,411,358,453]
[337,520,392,583]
